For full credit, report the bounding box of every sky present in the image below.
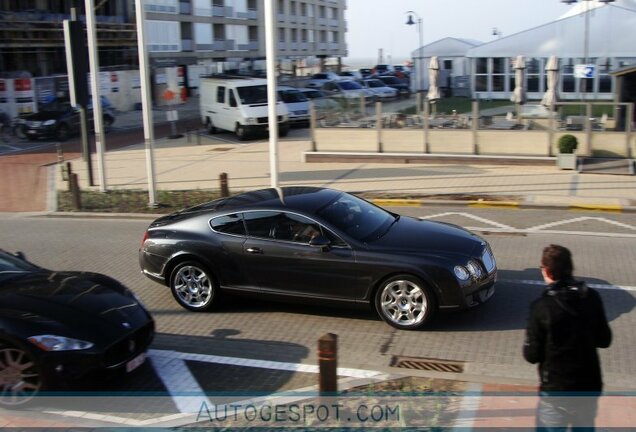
[344,0,570,66]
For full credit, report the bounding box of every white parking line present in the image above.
[527,216,636,232]
[420,213,515,230]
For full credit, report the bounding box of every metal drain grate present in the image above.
[390,356,465,373]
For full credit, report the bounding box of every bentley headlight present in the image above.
[454,265,470,281]
[466,260,483,278]
[28,335,94,351]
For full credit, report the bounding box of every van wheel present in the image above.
[279,123,289,137]
[206,118,217,134]
[235,124,247,141]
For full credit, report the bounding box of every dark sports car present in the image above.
[139,187,496,330]
[0,250,154,405]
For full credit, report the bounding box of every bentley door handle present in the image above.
[246,247,263,254]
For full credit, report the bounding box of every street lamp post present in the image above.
[405,11,423,94]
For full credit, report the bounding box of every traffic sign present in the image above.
[574,64,596,79]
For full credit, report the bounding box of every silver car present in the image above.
[320,80,377,103]
[357,79,398,99]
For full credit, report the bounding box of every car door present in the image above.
[214,85,232,131]
[241,210,366,300]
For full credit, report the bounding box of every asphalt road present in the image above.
[1,205,635,392]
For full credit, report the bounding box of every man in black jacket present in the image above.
[524,244,612,430]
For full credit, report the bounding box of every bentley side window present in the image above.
[210,213,245,235]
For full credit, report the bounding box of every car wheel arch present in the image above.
[370,270,440,307]
[372,272,439,330]
[163,253,219,288]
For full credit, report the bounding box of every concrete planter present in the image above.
[557,153,578,170]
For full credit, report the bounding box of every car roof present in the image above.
[180,187,341,217]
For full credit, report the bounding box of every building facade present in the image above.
[0,0,348,77]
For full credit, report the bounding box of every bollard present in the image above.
[219,172,229,197]
[66,162,73,190]
[318,333,338,394]
[70,173,81,210]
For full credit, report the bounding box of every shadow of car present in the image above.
[139,187,497,331]
[0,249,154,405]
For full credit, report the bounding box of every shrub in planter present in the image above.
[556,134,578,170]
[558,134,578,154]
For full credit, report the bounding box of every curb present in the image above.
[368,198,635,213]
[28,197,636,220]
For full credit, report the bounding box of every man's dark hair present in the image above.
[541,244,574,280]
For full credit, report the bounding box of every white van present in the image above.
[199,76,289,140]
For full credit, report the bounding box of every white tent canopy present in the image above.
[466,2,636,58]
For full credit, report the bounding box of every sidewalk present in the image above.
[57,133,636,213]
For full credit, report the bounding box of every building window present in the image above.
[562,58,575,93]
[247,0,257,11]
[248,26,258,42]
[492,58,505,91]
[598,58,612,93]
[214,24,225,40]
[291,28,298,43]
[278,28,286,43]
[526,58,540,93]
[290,1,296,15]
[475,58,488,92]
[278,0,285,14]
[443,60,452,70]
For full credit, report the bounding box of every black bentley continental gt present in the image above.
[139,187,496,330]
[0,250,154,405]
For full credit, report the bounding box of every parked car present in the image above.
[338,70,362,80]
[14,97,115,142]
[304,71,341,88]
[320,80,377,103]
[139,187,497,331]
[372,64,394,75]
[393,65,411,77]
[0,250,154,405]
[376,75,411,99]
[357,78,399,99]
[278,86,310,126]
[298,88,326,100]
[359,68,374,78]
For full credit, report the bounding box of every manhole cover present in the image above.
[390,356,465,373]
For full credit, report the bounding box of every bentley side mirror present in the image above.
[309,235,331,250]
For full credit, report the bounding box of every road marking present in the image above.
[526,216,636,232]
[467,226,636,239]
[501,279,636,292]
[420,213,515,230]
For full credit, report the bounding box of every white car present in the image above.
[357,79,398,99]
[278,86,310,126]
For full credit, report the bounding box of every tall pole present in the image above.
[265,0,279,188]
[84,0,107,192]
[406,11,424,96]
[135,0,157,207]
[418,17,423,94]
